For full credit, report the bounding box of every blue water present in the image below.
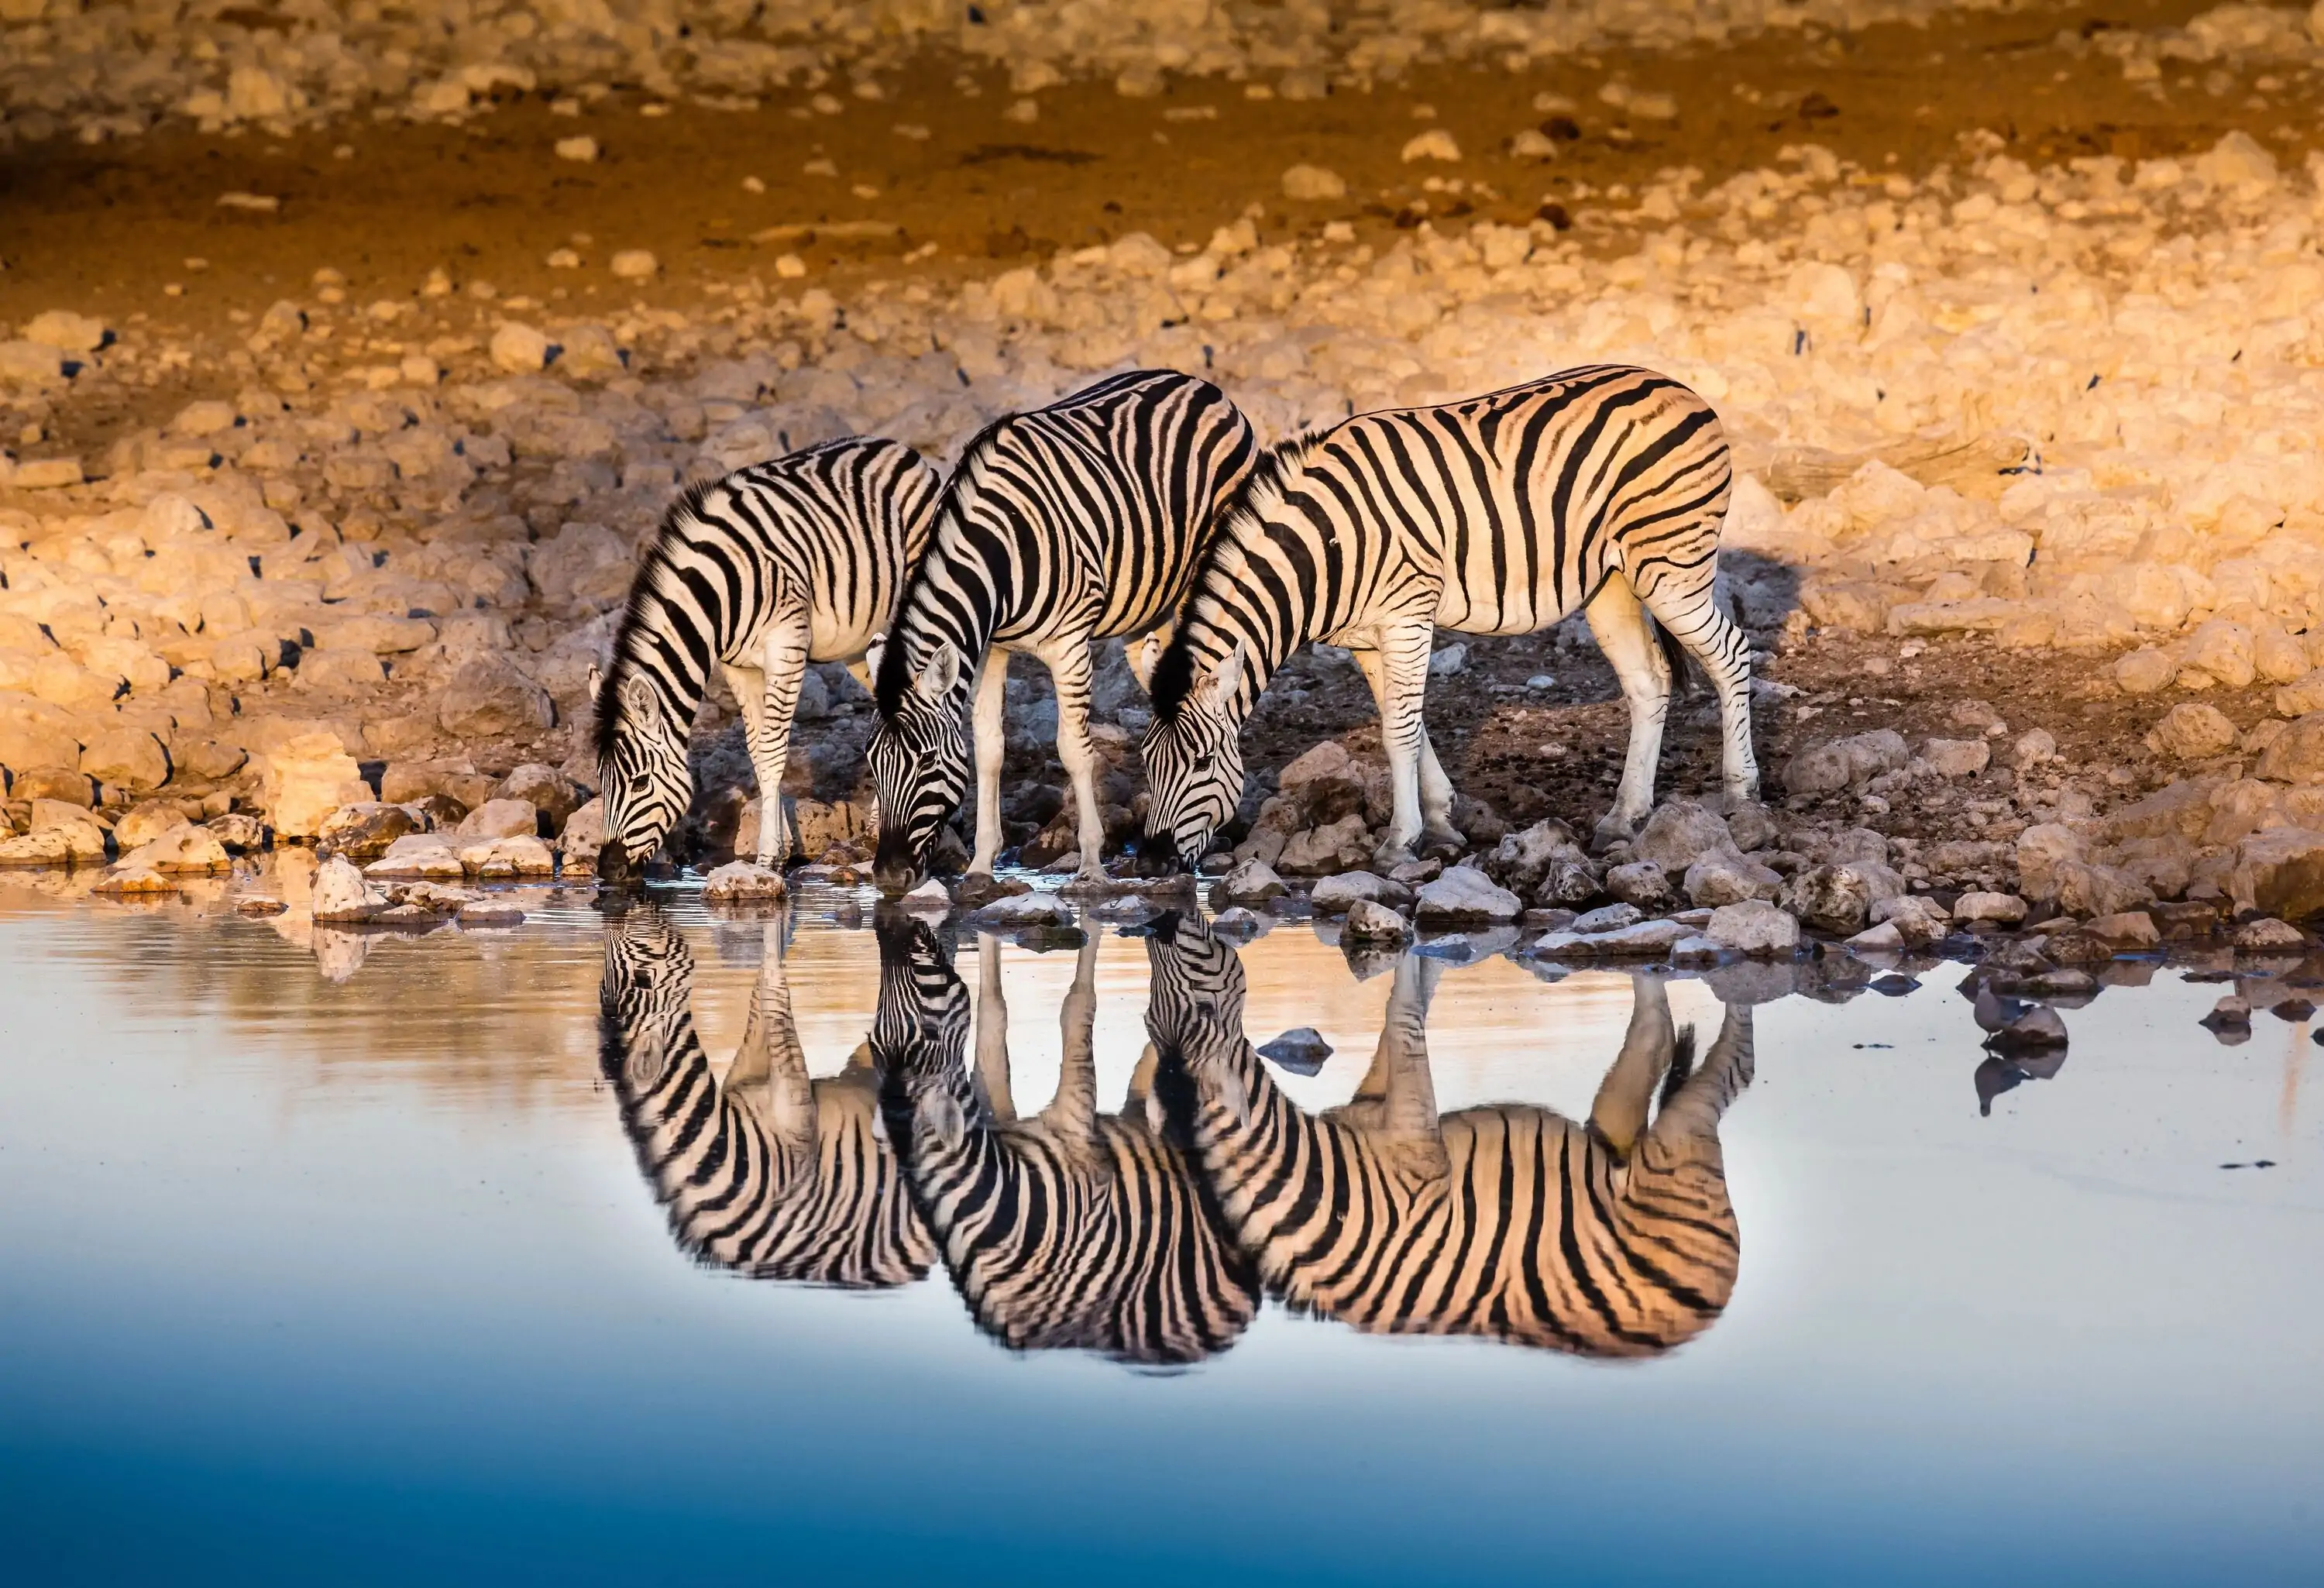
[2,886,2319,1586]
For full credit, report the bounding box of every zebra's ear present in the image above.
[861,636,886,686]
[915,644,961,700]
[1198,638,1248,707]
[586,663,603,705]
[621,672,662,727]
[1126,629,1168,693]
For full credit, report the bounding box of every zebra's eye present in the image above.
[629,774,652,794]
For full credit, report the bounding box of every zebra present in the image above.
[871,916,1260,1366]
[1138,365,1757,872]
[593,436,941,885]
[1142,916,1753,1357]
[866,369,1257,892]
[598,902,935,1289]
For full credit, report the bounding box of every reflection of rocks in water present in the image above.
[1146,919,1754,1359]
[311,925,371,983]
[875,921,1260,1367]
[1975,1050,2068,1117]
[599,905,933,1288]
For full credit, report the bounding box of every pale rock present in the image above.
[1846,920,1906,951]
[2113,648,2177,694]
[2254,713,2324,782]
[1400,129,1460,163]
[1994,1005,2069,1050]
[1533,918,1690,957]
[1631,799,1737,870]
[1571,902,1643,933]
[703,861,787,902]
[1920,738,1991,779]
[457,835,557,877]
[310,855,382,923]
[2147,703,2239,761]
[93,865,177,897]
[1342,898,1411,943]
[2273,671,2324,718]
[1954,890,2030,924]
[1281,164,1346,200]
[366,834,466,880]
[438,657,555,737]
[119,825,230,873]
[259,732,369,839]
[2083,910,2161,949]
[1684,850,1783,908]
[2256,628,2310,685]
[2052,861,2155,918]
[610,250,660,280]
[490,322,556,373]
[1779,859,1904,933]
[1784,729,1909,795]
[79,727,170,793]
[2227,827,2324,920]
[1705,899,1800,955]
[2233,916,2307,952]
[1217,857,1289,905]
[456,798,541,839]
[559,798,606,867]
[315,802,421,858]
[24,309,107,352]
[1604,859,1676,911]
[113,799,191,851]
[2178,618,2256,689]
[2014,823,2087,902]
[972,891,1074,928]
[1412,865,1520,923]
[1311,870,1402,914]
[2011,728,2057,770]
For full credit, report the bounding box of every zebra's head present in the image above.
[1137,638,1250,874]
[868,644,971,894]
[597,901,696,1095]
[594,669,691,888]
[870,913,975,1145]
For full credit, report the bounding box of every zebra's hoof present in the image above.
[1417,826,1464,862]
[1590,814,1642,853]
[1370,842,1420,874]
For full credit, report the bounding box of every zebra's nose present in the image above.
[1134,839,1183,878]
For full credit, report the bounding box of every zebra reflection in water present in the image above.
[598,904,934,1289]
[874,919,1260,1367]
[1144,917,1754,1357]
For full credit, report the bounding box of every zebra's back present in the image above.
[1246,365,1729,638]
[899,370,1256,658]
[640,435,940,668]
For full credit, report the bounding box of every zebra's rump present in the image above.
[908,1119,1261,1366]
[1206,1103,1740,1359]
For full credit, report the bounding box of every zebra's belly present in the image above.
[1432,573,1589,638]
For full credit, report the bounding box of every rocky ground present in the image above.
[6,1,2324,964]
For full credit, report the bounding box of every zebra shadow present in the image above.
[872,917,1262,1370]
[1143,916,1755,1358]
[598,902,935,1289]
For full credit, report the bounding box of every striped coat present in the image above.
[1142,919,1752,1356]
[873,919,1260,1366]
[595,436,940,881]
[867,370,1256,890]
[600,906,933,1289]
[1141,366,1755,871]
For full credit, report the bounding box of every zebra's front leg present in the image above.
[1353,645,1462,858]
[1584,576,1673,850]
[1038,634,1108,882]
[966,650,1009,878]
[1590,973,1675,1158]
[746,614,813,866]
[1367,623,1438,870]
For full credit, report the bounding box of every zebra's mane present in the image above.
[1147,426,1331,718]
[593,478,721,764]
[873,411,1017,716]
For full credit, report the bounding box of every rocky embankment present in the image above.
[5,5,2324,962]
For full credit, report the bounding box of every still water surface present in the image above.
[2,875,2319,1586]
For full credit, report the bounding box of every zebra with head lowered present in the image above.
[872,916,1260,1367]
[1140,365,1757,872]
[594,437,941,884]
[867,369,1256,892]
[1143,916,1753,1357]
[599,902,934,1289]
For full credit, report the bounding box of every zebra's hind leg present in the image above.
[1583,576,1674,850]
[1353,645,1462,859]
[1037,634,1109,882]
[966,650,1010,877]
[745,613,813,866]
[1636,578,1761,806]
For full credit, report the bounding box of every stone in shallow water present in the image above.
[1340,898,1410,943]
[703,861,786,903]
[2233,916,2306,952]
[311,854,381,923]
[1706,899,1799,955]
[971,891,1072,927]
[1412,866,1519,923]
[1257,1026,1332,1075]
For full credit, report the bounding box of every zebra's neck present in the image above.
[609,588,712,727]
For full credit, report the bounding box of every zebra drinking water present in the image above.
[1142,916,1753,1357]
[593,436,940,884]
[872,916,1260,1366]
[866,370,1257,892]
[1139,366,1757,872]
[597,903,935,1290]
